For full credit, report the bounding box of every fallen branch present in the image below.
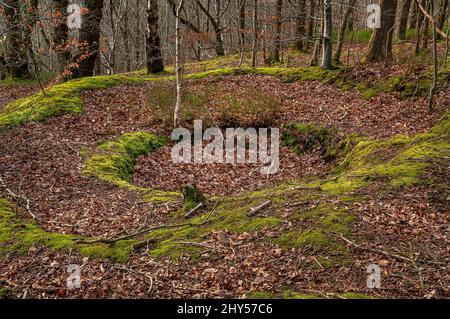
[339,234,412,263]
[77,200,219,245]
[184,202,205,218]
[0,174,35,220]
[248,200,272,217]
[339,234,445,266]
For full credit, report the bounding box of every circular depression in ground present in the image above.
[132,144,329,196]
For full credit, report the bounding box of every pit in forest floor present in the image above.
[132,144,329,196]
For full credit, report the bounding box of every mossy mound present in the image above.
[248,290,375,299]
[322,113,450,194]
[352,70,450,100]
[0,75,145,129]
[0,198,134,262]
[4,63,441,130]
[83,131,180,203]
[282,123,360,161]
[1,113,448,263]
[84,131,166,186]
[249,290,319,299]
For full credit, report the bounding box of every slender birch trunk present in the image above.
[174,0,185,128]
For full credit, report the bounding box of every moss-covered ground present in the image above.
[1,111,447,264]
[2,60,446,130]
[0,50,448,298]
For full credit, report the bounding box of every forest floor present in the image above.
[0,42,449,299]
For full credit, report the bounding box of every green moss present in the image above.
[283,123,338,160]
[249,290,374,299]
[0,285,9,299]
[0,77,35,86]
[145,196,283,259]
[271,202,353,259]
[248,290,319,299]
[283,123,360,162]
[0,75,144,129]
[358,70,449,100]
[275,230,328,249]
[83,131,179,204]
[338,292,376,299]
[78,146,89,158]
[318,114,450,195]
[84,131,166,185]
[0,198,133,262]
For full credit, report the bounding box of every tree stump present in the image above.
[180,184,205,210]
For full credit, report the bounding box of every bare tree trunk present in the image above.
[251,0,258,67]
[321,0,332,69]
[415,0,425,53]
[268,0,283,64]
[4,1,30,78]
[307,0,316,50]
[147,0,164,73]
[238,0,246,48]
[310,1,323,66]
[53,0,70,73]
[409,0,418,29]
[295,0,307,52]
[397,0,412,40]
[334,0,355,62]
[445,19,450,67]
[365,0,398,63]
[174,0,184,128]
[428,0,438,111]
[421,0,431,48]
[121,0,131,72]
[74,0,104,78]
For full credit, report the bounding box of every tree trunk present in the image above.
[54,0,70,73]
[321,0,332,69]
[214,29,226,56]
[310,0,323,66]
[239,0,246,47]
[147,0,164,73]
[415,0,425,54]
[397,0,412,40]
[295,0,307,51]
[73,0,104,78]
[307,0,316,50]
[365,0,398,63]
[174,0,184,128]
[251,0,258,67]
[421,0,430,49]
[268,0,283,63]
[4,0,30,78]
[334,0,355,62]
[408,0,418,29]
[428,0,438,111]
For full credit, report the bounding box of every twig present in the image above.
[114,265,154,294]
[409,242,425,294]
[339,234,412,263]
[184,202,205,218]
[339,234,446,266]
[0,174,35,219]
[312,256,324,270]
[77,199,219,245]
[248,200,272,217]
